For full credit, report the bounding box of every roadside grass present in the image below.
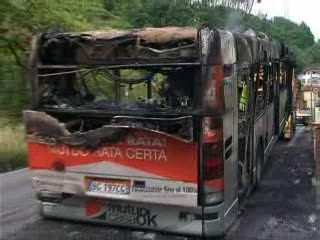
[0,115,27,172]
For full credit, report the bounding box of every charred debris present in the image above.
[28,28,200,142]
[27,27,288,142]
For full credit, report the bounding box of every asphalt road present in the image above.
[0,169,39,239]
[228,126,320,240]
[0,126,319,240]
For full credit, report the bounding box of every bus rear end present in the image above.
[26,112,201,231]
[25,27,238,237]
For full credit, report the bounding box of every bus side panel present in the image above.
[265,103,277,159]
[267,104,275,144]
[279,89,288,134]
[254,113,265,166]
[222,110,239,230]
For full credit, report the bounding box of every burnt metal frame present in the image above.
[33,62,202,114]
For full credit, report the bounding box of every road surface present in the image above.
[0,169,39,239]
[0,126,319,239]
[228,126,320,240]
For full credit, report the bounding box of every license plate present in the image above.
[85,177,130,195]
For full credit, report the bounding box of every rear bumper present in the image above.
[38,193,229,237]
[31,169,198,207]
[32,169,238,237]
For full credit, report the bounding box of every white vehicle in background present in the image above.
[296,109,311,126]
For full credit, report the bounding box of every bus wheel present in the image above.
[253,144,263,190]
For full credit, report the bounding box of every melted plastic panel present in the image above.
[234,33,253,64]
[218,30,236,65]
[24,110,194,144]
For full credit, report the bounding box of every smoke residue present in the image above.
[226,10,243,31]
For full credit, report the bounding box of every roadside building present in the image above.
[302,84,320,109]
[297,67,320,85]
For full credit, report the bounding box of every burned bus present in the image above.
[24,27,295,237]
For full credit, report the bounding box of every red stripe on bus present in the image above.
[27,134,198,183]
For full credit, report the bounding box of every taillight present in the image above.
[203,65,225,112]
[204,156,223,180]
[202,117,224,205]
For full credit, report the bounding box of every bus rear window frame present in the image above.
[35,63,202,112]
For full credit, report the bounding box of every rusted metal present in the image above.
[81,27,197,43]
[38,27,199,66]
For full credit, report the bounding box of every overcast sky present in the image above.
[252,0,320,40]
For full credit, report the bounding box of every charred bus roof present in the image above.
[29,27,291,115]
[35,27,289,67]
[38,27,199,66]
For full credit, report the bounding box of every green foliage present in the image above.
[267,18,314,50]
[306,41,320,64]
[0,0,126,112]
[240,15,316,71]
[0,0,318,170]
[113,1,318,71]
[0,0,319,113]
[0,114,26,172]
[115,0,196,27]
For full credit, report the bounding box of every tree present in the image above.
[299,22,314,48]
[307,41,320,64]
[1,0,319,111]
[104,0,116,10]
